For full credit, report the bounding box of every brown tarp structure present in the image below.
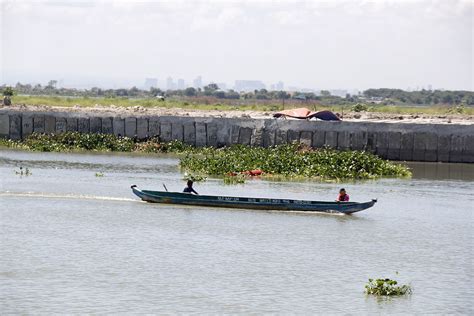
[273,108,340,121]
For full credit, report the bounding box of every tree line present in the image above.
[2,82,473,106]
[363,88,474,105]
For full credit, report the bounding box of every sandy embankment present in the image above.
[3,103,474,125]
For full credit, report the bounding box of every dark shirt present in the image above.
[183,187,198,194]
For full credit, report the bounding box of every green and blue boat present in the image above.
[131,185,377,214]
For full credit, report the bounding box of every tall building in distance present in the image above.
[144,78,158,90]
[329,89,348,97]
[216,82,227,90]
[287,86,299,92]
[275,81,284,90]
[177,79,185,90]
[234,80,266,92]
[166,77,175,90]
[193,76,203,89]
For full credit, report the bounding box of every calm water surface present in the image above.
[1,149,473,314]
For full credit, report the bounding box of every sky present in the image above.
[0,0,472,91]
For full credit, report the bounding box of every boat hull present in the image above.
[131,185,376,214]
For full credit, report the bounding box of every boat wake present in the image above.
[0,191,136,202]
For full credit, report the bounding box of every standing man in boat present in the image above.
[183,180,199,195]
[337,188,349,202]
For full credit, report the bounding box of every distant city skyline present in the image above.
[7,74,443,97]
[0,70,458,95]
[1,1,472,91]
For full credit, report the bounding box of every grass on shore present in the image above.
[0,132,411,180]
[12,95,276,111]
[10,95,474,116]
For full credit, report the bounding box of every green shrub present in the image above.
[447,104,465,114]
[352,103,369,112]
[2,86,15,96]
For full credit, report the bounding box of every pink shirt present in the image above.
[338,194,349,202]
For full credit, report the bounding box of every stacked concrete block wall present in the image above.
[0,110,473,163]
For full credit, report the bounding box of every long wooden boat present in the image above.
[131,185,377,214]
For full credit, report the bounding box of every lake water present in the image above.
[1,149,473,314]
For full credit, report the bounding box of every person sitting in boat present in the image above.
[337,188,349,202]
[183,180,199,195]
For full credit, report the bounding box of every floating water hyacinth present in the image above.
[3,133,411,180]
[182,172,207,182]
[223,174,247,184]
[14,167,32,176]
[365,278,412,296]
[180,144,411,180]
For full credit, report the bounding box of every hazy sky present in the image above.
[1,0,472,90]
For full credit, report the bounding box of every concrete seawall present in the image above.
[0,110,473,163]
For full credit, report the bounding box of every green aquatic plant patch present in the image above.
[14,167,32,176]
[182,172,207,182]
[365,278,412,296]
[223,174,247,184]
[1,133,411,180]
[0,132,192,154]
[10,132,135,152]
[135,139,195,154]
[179,144,411,180]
